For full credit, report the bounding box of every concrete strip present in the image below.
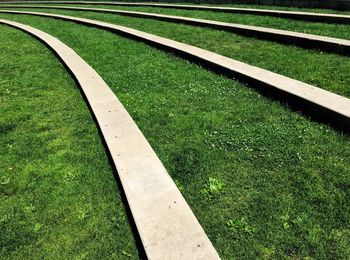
[1,10,349,130]
[0,18,220,259]
[1,1,350,24]
[1,5,349,55]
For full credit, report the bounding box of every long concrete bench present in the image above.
[1,1,350,24]
[0,18,220,259]
[1,10,349,130]
[1,5,349,55]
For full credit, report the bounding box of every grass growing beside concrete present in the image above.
[180,2,350,15]
[39,3,350,39]
[6,7,350,99]
[0,25,139,259]
[5,1,350,15]
[0,14,348,259]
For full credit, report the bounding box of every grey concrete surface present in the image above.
[0,18,220,259]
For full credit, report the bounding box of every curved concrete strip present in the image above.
[1,5,349,55]
[1,1,350,24]
[0,19,220,259]
[1,10,349,130]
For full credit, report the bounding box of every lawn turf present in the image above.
[0,14,348,258]
[13,3,350,39]
[5,1,350,15]
[4,7,350,99]
[0,25,139,259]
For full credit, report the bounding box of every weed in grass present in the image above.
[280,213,292,230]
[0,176,11,185]
[23,204,35,214]
[77,203,92,221]
[226,218,255,236]
[202,177,226,199]
[122,250,133,257]
[34,223,43,232]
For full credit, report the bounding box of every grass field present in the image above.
[0,25,139,259]
[4,7,350,99]
[5,1,350,15]
[18,3,350,39]
[0,13,349,259]
[183,2,350,15]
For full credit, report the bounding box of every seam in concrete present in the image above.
[0,18,220,259]
[1,1,350,24]
[1,10,349,130]
[1,5,349,55]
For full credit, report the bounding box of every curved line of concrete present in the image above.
[1,1,350,24]
[0,18,220,259]
[1,10,349,130]
[1,5,349,55]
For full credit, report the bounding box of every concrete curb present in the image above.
[1,1,350,24]
[1,5,350,55]
[0,18,220,259]
[1,10,349,130]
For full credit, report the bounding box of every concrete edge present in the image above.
[0,1,350,23]
[1,10,349,131]
[0,4,349,55]
[0,18,221,259]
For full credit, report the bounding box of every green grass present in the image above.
[0,25,139,259]
[0,14,348,259]
[7,7,350,99]
[215,3,350,15]
[162,2,350,15]
[32,3,350,39]
[8,1,350,15]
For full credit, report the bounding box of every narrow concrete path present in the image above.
[0,19,220,259]
[1,1,350,24]
[1,10,349,130]
[1,5,350,55]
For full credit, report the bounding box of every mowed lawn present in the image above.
[5,7,350,99]
[0,26,139,259]
[0,11,349,259]
[13,3,350,39]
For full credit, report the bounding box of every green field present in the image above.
[0,5,349,260]
[0,25,139,259]
[4,7,350,99]
[12,3,350,39]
